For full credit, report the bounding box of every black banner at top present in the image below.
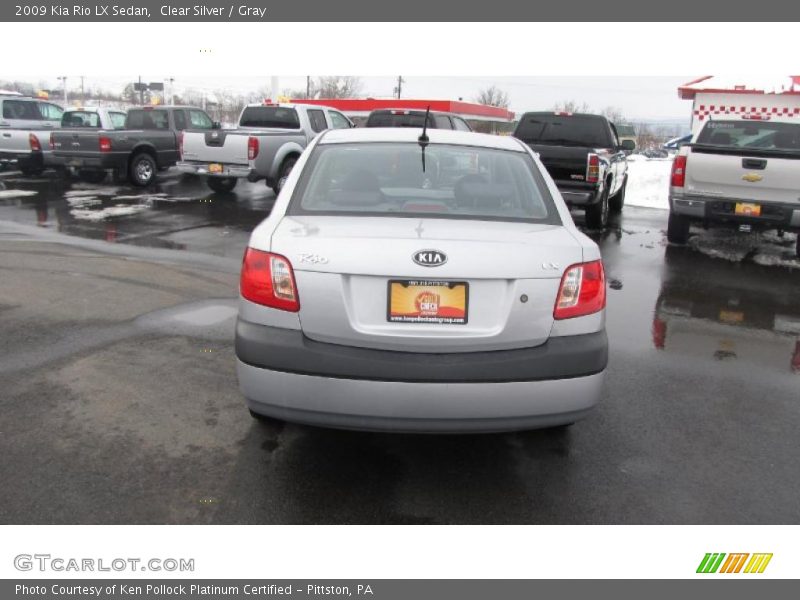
[2,0,798,21]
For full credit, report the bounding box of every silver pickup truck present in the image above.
[177,102,353,194]
[0,94,63,176]
[668,117,800,258]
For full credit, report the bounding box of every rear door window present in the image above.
[173,110,187,131]
[366,112,432,128]
[39,103,63,121]
[127,110,170,130]
[434,115,453,129]
[239,106,300,129]
[307,109,328,133]
[452,117,472,131]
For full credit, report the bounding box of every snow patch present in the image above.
[625,157,671,211]
[70,204,149,221]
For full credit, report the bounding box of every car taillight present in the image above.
[240,248,299,312]
[99,136,112,152]
[49,132,55,150]
[671,155,687,187]
[586,153,600,184]
[178,131,184,160]
[554,260,606,320]
[248,136,259,160]
[28,133,41,152]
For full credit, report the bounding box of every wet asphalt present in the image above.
[0,169,798,524]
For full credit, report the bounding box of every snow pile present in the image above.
[625,156,672,210]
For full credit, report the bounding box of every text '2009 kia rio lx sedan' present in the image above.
[235,127,608,433]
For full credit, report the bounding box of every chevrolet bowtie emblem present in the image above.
[742,173,763,183]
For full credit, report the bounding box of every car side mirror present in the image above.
[621,139,636,152]
[212,121,222,129]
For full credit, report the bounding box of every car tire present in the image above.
[207,177,237,194]
[584,188,609,230]
[667,212,691,244]
[128,152,157,187]
[78,170,107,184]
[272,156,298,195]
[609,177,626,213]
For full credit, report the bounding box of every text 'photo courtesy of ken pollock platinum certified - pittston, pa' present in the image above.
[36,5,269,18]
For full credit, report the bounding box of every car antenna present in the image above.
[418,105,430,173]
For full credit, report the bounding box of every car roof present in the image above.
[319,127,527,151]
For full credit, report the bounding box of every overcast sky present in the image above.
[36,75,694,120]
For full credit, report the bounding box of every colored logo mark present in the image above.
[696,553,773,574]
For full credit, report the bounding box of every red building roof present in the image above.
[292,98,515,122]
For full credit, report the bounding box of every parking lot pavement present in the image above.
[1,171,799,524]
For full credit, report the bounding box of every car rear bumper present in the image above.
[58,155,124,171]
[554,181,601,206]
[176,161,252,179]
[236,320,607,432]
[0,150,43,170]
[670,193,800,231]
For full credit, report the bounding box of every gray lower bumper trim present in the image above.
[235,319,608,383]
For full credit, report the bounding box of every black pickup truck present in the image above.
[514,112,634,228]
[51,105,218,186]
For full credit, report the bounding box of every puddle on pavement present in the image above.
[0,171,275,256]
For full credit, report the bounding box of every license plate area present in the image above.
[387,279,468,325]
[208,163,223,174]
[735,202,761,217]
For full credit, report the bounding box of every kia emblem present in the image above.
[413,249,447,267]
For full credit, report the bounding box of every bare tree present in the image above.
[601,106,625,124]
[474,85,510,108]
[553,99,591,113]
[313,76,362,99]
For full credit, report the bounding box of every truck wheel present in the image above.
[667,212,691,244]
[207,177,237,194]
[78,170,107,184]
[128,153,157,187]
[584,188,609,230]
[272,156,298,195]
[609,177,626,213]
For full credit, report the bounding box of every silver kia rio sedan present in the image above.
[236,127,607,433]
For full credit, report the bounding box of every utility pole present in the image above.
[138,75,144,105]
[80,76,84,103]
[168,77,175,105]
[394,76,404,100]
[306,76,311,99]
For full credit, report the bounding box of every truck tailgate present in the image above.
[687,147,800,205]
[52,130,103,156]
[181,130,250,165]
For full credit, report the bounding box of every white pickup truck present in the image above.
[668,117,800,258]
[0,94,63,176]
[177,102,353,194]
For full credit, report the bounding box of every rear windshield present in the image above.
[515,114,612,147]
[696,120,800,151]
[366,112,433,128]
[288,142,559,224]
[239,106,300,129]
[126,109,170,130]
